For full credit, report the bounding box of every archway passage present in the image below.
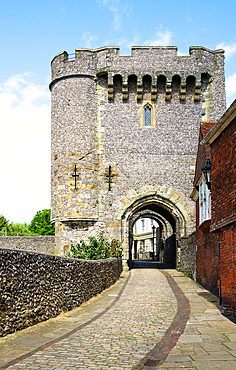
[129,205,176,267]
[120,191,188,269]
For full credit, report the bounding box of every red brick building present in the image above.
[192,100,236,318]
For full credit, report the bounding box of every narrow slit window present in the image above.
[145,106,151,126]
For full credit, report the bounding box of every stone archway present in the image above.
[117,185,194,269]
[128,209,171,262]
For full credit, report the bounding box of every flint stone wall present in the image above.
[0,236,55,255]
[180,232,196,279]
[0,248,122,337]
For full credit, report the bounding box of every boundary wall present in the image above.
[0,249,122,337]
[179,233,196,280]
[0,236,55,255]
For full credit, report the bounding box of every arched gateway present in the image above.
[117,185,193,267]
[50,46,226,267]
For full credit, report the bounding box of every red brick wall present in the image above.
[194,115,236,317]
[210,116,236,318]
[210,117,236,231]
[194,123,220,298]
[218,223,236,318]
[196,200,219,297]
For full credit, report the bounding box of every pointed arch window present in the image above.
[145,106,151,126]
[140,101,155,129]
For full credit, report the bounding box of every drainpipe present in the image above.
[218,241,222,305]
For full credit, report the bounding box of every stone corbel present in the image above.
[165,80,172,101]
[108,74,114,100]
[136,76,143,100]
[122,76,128,100]
[151,76,157,101]
[179,78,186,101]
[194,80,201,101]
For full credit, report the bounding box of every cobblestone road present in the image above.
[5,269,177,369]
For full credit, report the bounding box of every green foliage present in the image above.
[8,222,30,235]
[28,209,55,235]
[0,215,11,233]
[0,211,54,236]
[0,215,30,235]
[67,235,122,260]
[183,271,193,279]
[177,266,193,279]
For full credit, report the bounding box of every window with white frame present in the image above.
[141,219,145,232]
[199,177,211,225]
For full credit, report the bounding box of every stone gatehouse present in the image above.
[50,46,226,267]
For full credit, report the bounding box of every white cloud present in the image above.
[144,26,173,46]
[112,4,129,31]
[97,0,110,4]
[0,74,51,223]
[118,32,141,50]
[97,0,130,31]
[216,41,236,60]
[226,72,236,106]
[82,32,99,48]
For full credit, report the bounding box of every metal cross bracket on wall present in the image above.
[72,164,80,190]
[106,165,115,191]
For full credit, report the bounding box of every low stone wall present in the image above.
[0,249,122,337]
[0,236,55,254]
[180,232,196,280]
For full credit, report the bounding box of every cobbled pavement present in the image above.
[6,269,177,369]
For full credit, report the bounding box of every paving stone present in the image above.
[224,342,236,351]
[193,361,236,370]
[225,334,236,342]
[200,334,230,342]
[190,352,236,361]
[178,335,203,343]
[194,315,226,321]
[159,362,196,369]
[164,355,192,362]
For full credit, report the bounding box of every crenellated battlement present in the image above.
[51,45,224,64]
[51,46,224,80]
[50,46,225,104]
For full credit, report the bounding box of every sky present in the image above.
[1,0,236,224]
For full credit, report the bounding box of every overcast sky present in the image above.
[1,0,236,223]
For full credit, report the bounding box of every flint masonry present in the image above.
[50,46,226,266]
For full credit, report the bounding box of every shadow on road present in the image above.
[129,259,175,270]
